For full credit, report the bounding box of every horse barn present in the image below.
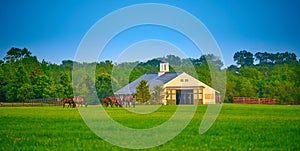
[115,61,220,105]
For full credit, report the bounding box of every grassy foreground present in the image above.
[0,104,299,150]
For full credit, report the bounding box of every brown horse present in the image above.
[101,97,110,107]
[107,96,122,107]
[62,98,76,108]
[102,96,122,107]
[73,96,88,107]
[123,95,136,108]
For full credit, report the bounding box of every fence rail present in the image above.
[233,97,276,104]
[0,98,63,107]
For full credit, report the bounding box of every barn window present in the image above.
[180,79,184,82]
[185,79,189,82]
[166,89,176,105]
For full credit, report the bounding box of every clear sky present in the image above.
[0,0,299,67]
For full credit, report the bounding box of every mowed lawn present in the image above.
[0,104,299,150]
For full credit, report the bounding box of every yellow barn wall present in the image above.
[163,72,217,104]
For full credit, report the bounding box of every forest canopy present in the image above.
[0,48,299,104]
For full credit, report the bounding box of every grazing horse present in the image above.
[102,96,122,107]
[62,98,76,108]
[101,97,110,107]
[107,96,122,107]
[123,95,136,108]
[73,96,88,107]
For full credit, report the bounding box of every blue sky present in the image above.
[0,0,299,66]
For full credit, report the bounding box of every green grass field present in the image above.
[0,104,299,150]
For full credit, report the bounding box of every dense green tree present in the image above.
[61,60,74,71]
[57,72,73,98]
[95,73,114,99]
[53,84,65,98]
[234,50,254,67]
[5,65,33,101]
[273,52,298,64]
[0,67,6,101]
[17,83,35,101]
[255,52,298,66]
[227,65,238,73]
[4,47,32,63]
[0,47,299,104]
[151,85,165,104]
[200,54,224,70]
[34,74,54,98]
[138,59,160,66]
[255,52,272,65]
[136,80,151,103]
[225,71,239,103]
[73,69,96,102]
[181,58,193,65]
[166,55,181,66]
[238,77,258,97]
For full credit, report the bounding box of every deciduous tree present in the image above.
[151,85,165,104]
[234,50,254,67]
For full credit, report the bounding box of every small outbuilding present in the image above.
[115,61,220,105]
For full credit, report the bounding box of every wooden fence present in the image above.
[233,97,276,104]
[0,98,63,107]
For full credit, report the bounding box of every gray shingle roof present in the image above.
[115,72,183,94]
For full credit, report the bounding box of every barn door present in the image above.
[176,90,194,104]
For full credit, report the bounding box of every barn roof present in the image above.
[115,72,183,94]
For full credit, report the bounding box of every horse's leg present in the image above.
[104,100,107,107]
[117,101,122,107]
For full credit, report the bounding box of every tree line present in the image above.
[0,48,299,104]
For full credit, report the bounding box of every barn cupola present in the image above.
[158,60,169,76]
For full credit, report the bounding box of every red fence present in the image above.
[233,97,276,104]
